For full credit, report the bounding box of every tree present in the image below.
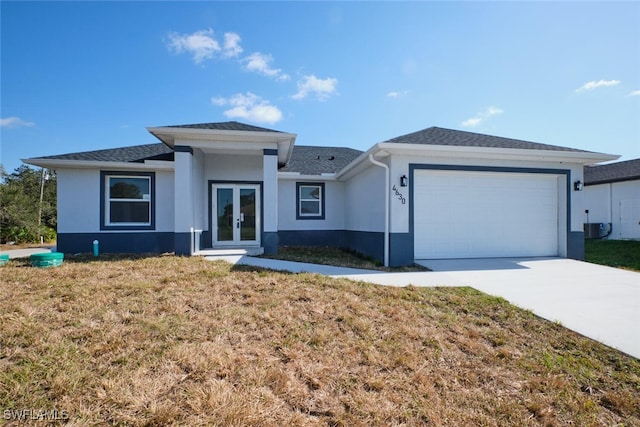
[0,164,57,243]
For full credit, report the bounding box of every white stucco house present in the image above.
[583,158,640,240]
[23,121,618,266]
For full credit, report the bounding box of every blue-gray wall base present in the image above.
[567,231,585,261]
[344,230,384,264]
[262,232,279,255]
[57,232,174,255]
[278,229,392,266]
[201,231,211,250]
[57,229,581,265]
[389,233,413,267]
[174,233,192,256]
[278,230,348,248]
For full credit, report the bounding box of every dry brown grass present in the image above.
[262,246,428,272]
[1,254,639,426]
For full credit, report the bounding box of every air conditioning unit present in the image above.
[584,223,612,239]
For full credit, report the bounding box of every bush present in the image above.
[0,165,57,244]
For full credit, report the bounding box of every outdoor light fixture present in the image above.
[574,180,584,191]
[400,174,408,187]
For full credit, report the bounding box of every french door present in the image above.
[212,184,260,246]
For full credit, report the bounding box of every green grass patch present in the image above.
[585,239,640,271]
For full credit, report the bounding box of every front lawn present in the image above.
[1,255,639,426]
[585,239,640,271]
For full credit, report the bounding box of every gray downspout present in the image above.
[368,154,389,267]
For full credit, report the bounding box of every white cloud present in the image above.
[166,29,293,83]
[576,79,621,92]
[167,29,220,63]
[211,92,282,124]
[1,117,35,129]
[461,106,503,127]
[485,106,503,116]
[461,117,482,127]
[243,52,289,81]
[628,90,640,97]
[292,75,338,100]
[223,32,243,58]
[167,29,243,63]
[387,90,409,98]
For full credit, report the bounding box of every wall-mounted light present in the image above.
[573,180,583,191]
[400,174,408,187]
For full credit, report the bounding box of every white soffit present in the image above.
[146,126,297,165]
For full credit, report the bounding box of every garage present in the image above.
[413,169,562,259]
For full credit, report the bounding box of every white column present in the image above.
[262,149,279,253]
[174,147,194,254]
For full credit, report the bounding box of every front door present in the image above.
[212,184,260,246]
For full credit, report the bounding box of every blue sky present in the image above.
[1,1,639,174]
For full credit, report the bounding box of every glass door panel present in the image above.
[216,188,234,242]
[239,188,256,241]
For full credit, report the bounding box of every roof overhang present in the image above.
[21,158,174,171]
[277,171,339,181]
[585,176,640,186]
[147,126,297,165]
[336,143,620,180]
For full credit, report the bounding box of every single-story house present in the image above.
[23,121,618,266]
[583,158,640,240]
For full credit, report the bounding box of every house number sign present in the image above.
[392,185,406,204]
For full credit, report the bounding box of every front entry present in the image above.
[212,184,260,247]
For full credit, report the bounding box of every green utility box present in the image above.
[31,252,64,268]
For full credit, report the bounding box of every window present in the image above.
[101,172,155,229]
[296,182,325,220]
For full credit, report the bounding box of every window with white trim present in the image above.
[101,172,154,228]
[296,182,325,219]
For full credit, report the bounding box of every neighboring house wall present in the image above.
[586,180,640,239]
[584,183,612,226]
[56,168,175,253]
[612,180,640,239]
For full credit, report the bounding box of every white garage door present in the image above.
[414,170,560,259]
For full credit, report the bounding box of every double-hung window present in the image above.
[296,182,325,220]
[101,172,155,229]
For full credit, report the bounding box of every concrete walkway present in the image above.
[0,246,54,259]
[211,255,640,359]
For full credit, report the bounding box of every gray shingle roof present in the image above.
[32,142,363,175]
[33,143,173,163]
[584,158,640,185]
[163,121,283,133]
[279,146,363,175]
[385,126,590,152]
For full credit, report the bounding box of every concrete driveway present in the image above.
[215,255,640,359]
[414,258,640,360]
